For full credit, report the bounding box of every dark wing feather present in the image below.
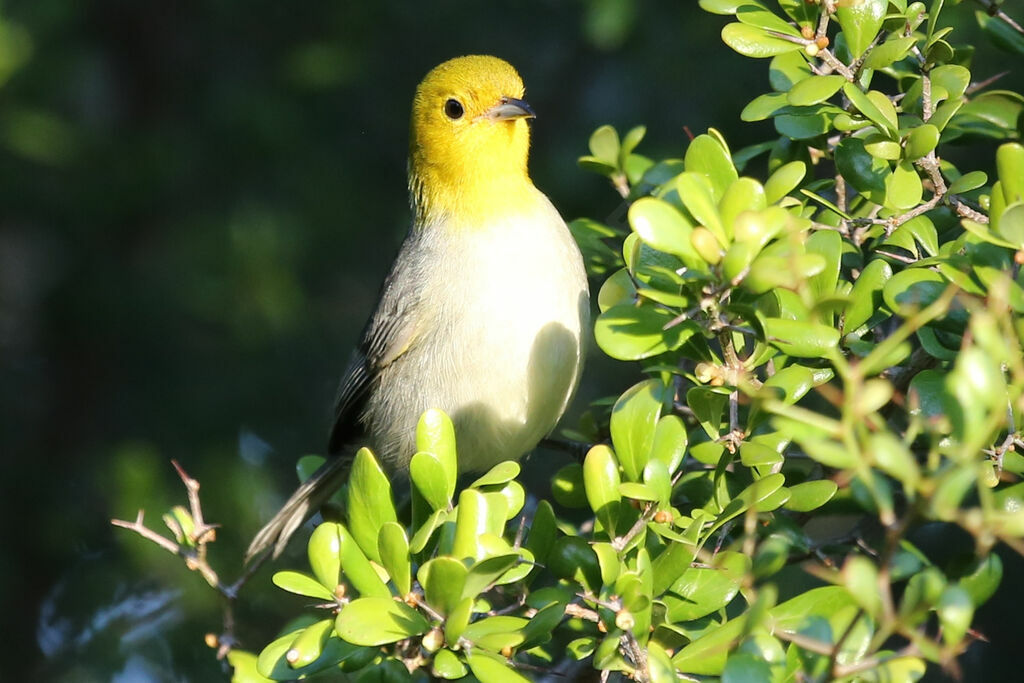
[246,231,429,563]
[328,230,429,453]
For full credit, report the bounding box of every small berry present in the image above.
[615,610,636,631]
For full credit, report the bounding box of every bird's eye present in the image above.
[444,98,464,120]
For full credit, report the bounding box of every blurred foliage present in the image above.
[5,0,1024,681]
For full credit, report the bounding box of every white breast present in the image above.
[366,189,589,472]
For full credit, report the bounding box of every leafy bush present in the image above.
[121,1,1024,681]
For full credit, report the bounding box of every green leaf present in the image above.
[977,9,1024,57]
[685,133,739,200]
[835,0,886,58]
[870,431,919,492]
[699,0,754,14]
[843,84,898,136]
[947,170,987,195]
[931,64,971,100]
[336,597,429,646]
[721,652,774,683]
[466,651,531,683]
[674,587,855,675]
[416,408,458,498]
[741,91,790,121]
[452,488,488,560]
[843,258,892,333]
[432,649,468,679]
[650,414,688,475]
[346,448,397,563]
[958,554,1003,607]
[548,536,601,593]
[584,444,622,534]
[283,619,334,670]
[417,557,466,618]
[677,171,728,245]
[664,551,749,622]
[410,451,451,511]
[805,229,842,301]
[836,137,889,202]
[739,441,783,467]
[551,463,588,508]
[687,386,729,439]
[445,598,473,646]
[588,124,620,165]
[787,75,846,106]
[769,50,813,91]
[610,379,665,481]
[735,5,802,36]
[884,161,923,211]
[524,500,556,567]
[256,627,362,680]
[904,124,939,161]
[842,555,881,618]
[719,178,767,235]
[997,142,1024,204]
[863,35,917,68]
[785,480,838,511]
[763,317,840,357]
[722,22,803,58]
[272,570,335,601]
[881,267,947,314]
[775,111,832,139]
[337,523,391,598]
[628,196,701,268]
[595,305,700,361]
[307,522,342,592]
[864,135,902,161]
[471,461,520,488]
[377,522,411,596]
[937,586,973,646]
[764,160,806,204]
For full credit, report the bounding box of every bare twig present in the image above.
[973,0,1024,36]
[112,460,265,660]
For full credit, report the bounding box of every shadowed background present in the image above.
[1,1,1021,679]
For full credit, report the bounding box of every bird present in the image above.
[246,55,590,562]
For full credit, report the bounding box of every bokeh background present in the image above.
[2,1,1022,680]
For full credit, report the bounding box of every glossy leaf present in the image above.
[685,133,739,200]
[272,570,335,601]
[835,0,886,58]
[307,522,342,592]
[595,305,700,360]
[377,522,411,596]
[787,75,846,106]
[336,597,429,646]
[610,379,665,481]
[763,317,840,357]
[584,444,622,534]
[785,480,838,511]
[346,448,396,563]
[722,22,803,58]
[416,408,458,496]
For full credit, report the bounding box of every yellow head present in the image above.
[409,56,536,225]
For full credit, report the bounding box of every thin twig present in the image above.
[112,460,264,660]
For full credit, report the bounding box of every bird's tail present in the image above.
[245,456,352,563]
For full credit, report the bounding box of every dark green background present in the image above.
[1,1,1020,679]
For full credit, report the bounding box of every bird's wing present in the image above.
[328,233,429,454]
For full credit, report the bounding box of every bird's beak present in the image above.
[484,96,536,121]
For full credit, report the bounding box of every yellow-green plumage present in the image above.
[247,55,588,561]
